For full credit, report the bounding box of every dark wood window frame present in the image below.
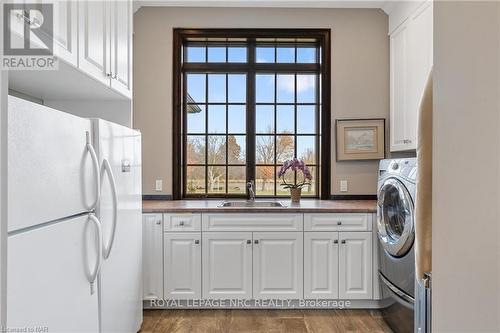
[173,28,331,199]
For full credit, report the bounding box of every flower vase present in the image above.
[290,188,302,203]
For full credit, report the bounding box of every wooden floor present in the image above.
[141,309,393,333]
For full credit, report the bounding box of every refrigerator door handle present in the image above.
[86,132,100,211]
[101,158,118,260]
[87,213,103,295]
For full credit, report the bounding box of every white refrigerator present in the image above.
[7,96,142,333]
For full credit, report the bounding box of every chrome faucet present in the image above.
[247,181,255,201]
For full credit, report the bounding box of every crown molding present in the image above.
[134,0,389,13]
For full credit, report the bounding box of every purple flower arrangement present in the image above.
[278,158,313,189]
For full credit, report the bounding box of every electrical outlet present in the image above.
[340,180,348,192]
[155,179,163,192]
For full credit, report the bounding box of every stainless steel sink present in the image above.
[218,201,285,208]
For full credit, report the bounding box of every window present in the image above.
[173,29,331,199]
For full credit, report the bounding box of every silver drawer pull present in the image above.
[179,221,185,226]
[156,221,161,225]
[341,240,346,244]
[247,240,252,244]
[254,240,259,244]
[333,239,338,244]
[337,221,342,225]
[194,240,200,245]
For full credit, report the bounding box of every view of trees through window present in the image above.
[181,35,322,198]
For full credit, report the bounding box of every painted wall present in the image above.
[133,7,390,196]
[433,1,500,331]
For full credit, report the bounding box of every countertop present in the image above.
[142,199,377,214]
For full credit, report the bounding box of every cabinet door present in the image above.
[202,232,253,299]
[78,0,110,85]
[164,233,201,300]
[109,0,132,98]
[32,0,77,65]
[304,232,339,299]
[142,214,163,301]
[253,232,303,299]
[339,232,372,299]
[51,0,78,66]
[390,22,409,152]
[406,1,433,147]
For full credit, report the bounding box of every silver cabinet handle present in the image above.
[247,240,252,244]
[101,158,118,260]
[86,132,100,211]
[106,72,112,77]
[337,221,342,225]
[194,240,200,245]
[254,240,259,244]
[341,240,346,244]
[333,239,338,244]
[156,221,161,225]
[179,221,185,226]
[87,214,102,295]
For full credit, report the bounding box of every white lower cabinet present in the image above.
[202,232,253,299]
[305,231,373,300]
[164,233,201,299]
[304,232,339,299]
[253,232,303,299]
[142,214,164,301]
[143,213,376,303]
[339,232,373,299]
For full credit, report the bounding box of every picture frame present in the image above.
[336,119,386,161]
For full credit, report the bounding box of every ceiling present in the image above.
[134,0,393,13]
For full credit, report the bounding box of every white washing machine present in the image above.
[377,158,417,333]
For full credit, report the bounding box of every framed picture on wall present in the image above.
[336,119,385,161]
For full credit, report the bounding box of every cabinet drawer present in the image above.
[163,214,201,232]
[202,214,303,232]
[304,214,371,232]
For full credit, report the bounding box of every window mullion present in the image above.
[247,38,256,198]
[205,73,209,196]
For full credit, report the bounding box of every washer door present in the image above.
[377,178,415,257]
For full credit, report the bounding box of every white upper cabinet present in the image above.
[339,232,372,300]
[406,1,433,144]
[253,232,303,300]
[8,0,133,103]
[78,0,110,86]
[36,0,78,66]
[390,23,409,151]
[389,1,433,152]
[109,0,133,98]
[76,0,133,97]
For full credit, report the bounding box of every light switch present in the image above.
[155,179,163,192]
[340,180,348,192]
